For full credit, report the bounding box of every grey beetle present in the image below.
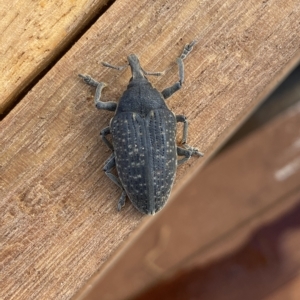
[79,41,203,215]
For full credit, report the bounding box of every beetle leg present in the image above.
[117,191,127,211]
[177,145,204,165]
[177,147,190,165]
[78,74,117,111]
[103,154,127,210]
[176,115,188,144]
[161,40,196,99]
[103,154,122,187]
[100,127,114,151]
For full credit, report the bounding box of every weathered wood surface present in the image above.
[0,0,110,114]
[134,189,300,300]
[1,0,300,299]
[264,275,300,300]
[76,99,300,299]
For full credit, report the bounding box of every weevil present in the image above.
[79,41,203,215]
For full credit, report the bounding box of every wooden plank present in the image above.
[263,275,300,300]
[0,0,110,114]
[75,99,300,299]
[131,189,300,300]
[1,0,300,299]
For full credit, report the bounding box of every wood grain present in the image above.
[1,0,300,299]
[0,0,110,114]
[76,100,300,300]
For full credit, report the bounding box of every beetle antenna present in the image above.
[102,62,128,71]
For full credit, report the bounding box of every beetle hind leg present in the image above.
[103,154,128,211]
[117,191,127,211]
[79,74,117,111]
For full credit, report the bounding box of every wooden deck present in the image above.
[1,0,300,299]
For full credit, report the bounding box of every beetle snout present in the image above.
[127,54,139,63]
[127,54,145,80]
[127,54,141,70]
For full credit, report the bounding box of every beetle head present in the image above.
[127,54,146,81]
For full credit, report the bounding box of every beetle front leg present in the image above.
[103,154,127,211]
[162,41,196,99]
[79,74,117,111]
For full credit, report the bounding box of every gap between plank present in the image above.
[0,0,116,121]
